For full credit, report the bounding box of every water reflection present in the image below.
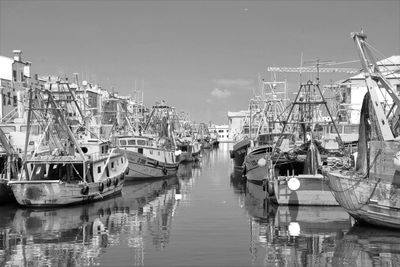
[0,177,180,266]
[333,223,400,266]
[244,181,352,266]
[230,169,246,196]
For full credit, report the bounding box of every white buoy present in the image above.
[288,222,301,236]
[257,158,266,167]
[288,177,300,191]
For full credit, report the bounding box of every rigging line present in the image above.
[363,41,400,76]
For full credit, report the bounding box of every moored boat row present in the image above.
[232,31,400,231]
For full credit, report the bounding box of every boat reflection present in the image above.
[244,181,352,266]
[333,223,400,266]
[230,169,246,196]
[177,162,195,179]
[0,176,180,266]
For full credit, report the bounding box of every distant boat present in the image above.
[9,89,128,207]
[176,137,201,163]
[326,32,400,229]
[114,103,180,180]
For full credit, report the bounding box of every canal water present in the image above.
[1,143,399,266]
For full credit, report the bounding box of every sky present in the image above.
[0,0,399,124]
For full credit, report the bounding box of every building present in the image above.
[209,124,230,142]
[339,55,400,124]
[227,110,250,142]
[0,50,32,122]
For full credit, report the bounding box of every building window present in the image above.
[13,70,16,82]
[97,166,101,173]
[7,92,11,105]
[13,96,17,106]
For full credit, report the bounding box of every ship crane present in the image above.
[267,66,359,74]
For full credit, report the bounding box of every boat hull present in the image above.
[0,179,16,204]
[123,150,179,179]
[270,174,338,206]
[9,173,125,207]
[230,139,251,170]
[327,170,400,229]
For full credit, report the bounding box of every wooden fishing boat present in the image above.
[115,135,179,179]
[114,103,180,179]
[325,31,400,229]
[176,138,201,163]
[258,76,347,206]
[8,88,128,207]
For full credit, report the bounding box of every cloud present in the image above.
[214,79,253,88]
[211,88,231,98]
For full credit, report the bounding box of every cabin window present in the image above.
[344,125,359,134]
[97,166,101,173]
[120,139,127,146]
[137,140,146,146]
[128,139,136,145]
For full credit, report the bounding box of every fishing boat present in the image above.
[243,80,292,181]
[115,103,180,179]
[8,88,128,207]
[326,31,400,229]
[260,79,345,205]
[176,137,201,163]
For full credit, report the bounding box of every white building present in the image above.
[341,55,400,124]
[209,124,230,142]
[227,110,250,142]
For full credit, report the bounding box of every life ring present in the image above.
[114,178,119,186]
[99,182,104,192]
[106,178,112,187]
[81,185,89,195]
